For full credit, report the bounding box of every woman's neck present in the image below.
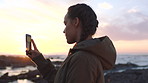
[76,35,93,44]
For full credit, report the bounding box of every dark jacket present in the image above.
[33,36,116,83]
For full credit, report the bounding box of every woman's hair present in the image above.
[67,3,99,42]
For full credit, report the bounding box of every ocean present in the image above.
[116,55,148,66]
[0,55,148,83]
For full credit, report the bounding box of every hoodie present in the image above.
[72,36,116,70]
[33,36,116,83]
[54,36,116,83]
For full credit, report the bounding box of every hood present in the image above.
[72,36,116,70]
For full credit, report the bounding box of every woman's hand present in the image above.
[26,39,42,59]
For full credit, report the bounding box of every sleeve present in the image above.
[32,54,57,83]
[66,53,100,83]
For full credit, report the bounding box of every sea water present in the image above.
[116,55,148,66]
[10,79,33,83]
[0,55,148,83]
[0,66,36,83]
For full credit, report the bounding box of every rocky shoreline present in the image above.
[0,55,148,83]
[105,69,148,83]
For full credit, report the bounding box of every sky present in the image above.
[0,0,148,56]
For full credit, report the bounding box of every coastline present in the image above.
[0,55,148,83]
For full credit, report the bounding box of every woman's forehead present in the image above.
[64,14,68,20]
[64,14,71,22]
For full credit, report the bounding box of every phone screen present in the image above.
[26,34,31,52]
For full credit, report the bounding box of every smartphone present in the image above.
[26,34,31,53]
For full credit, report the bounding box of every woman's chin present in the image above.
[67,40,75,44]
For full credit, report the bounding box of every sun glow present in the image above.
[0,0,148,55]
[0,0,70,55]
[114,40,148,55]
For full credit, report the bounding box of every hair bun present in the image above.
[96,20,99,27]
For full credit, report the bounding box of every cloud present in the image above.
[98,2,113,9]
[128,8,139,13]
[65,0,89,4]
[98,10,148,41]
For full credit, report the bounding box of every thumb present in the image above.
[31,39,39,52]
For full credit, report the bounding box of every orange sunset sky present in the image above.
[0,0,148,56]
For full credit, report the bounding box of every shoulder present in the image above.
[73,50,97,59]
[70,50,99,65]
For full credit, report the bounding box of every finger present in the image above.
[28,50,41,59]
[30,41,32,50]
[31,39,39,51]
[26,50,34,59]
[26,50,32,56]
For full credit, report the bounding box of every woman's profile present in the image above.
[26,3,116,83]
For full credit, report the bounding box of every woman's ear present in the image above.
[73,17,80,27]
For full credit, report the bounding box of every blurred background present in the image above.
[0,0,148,56]
[0,0,148,83]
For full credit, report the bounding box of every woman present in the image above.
[26,3,116,83]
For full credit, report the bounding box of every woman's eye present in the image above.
[64,21,66,25]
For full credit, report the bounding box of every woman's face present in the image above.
[63,14,78,44]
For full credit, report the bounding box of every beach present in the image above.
[0,55,148,83]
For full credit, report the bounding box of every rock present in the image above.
[113,62,138,69]
[105,69,148,83]
[0,59,7,69]
[1,55,148,83]
[0,72,9,79]
[0,72,17,82]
